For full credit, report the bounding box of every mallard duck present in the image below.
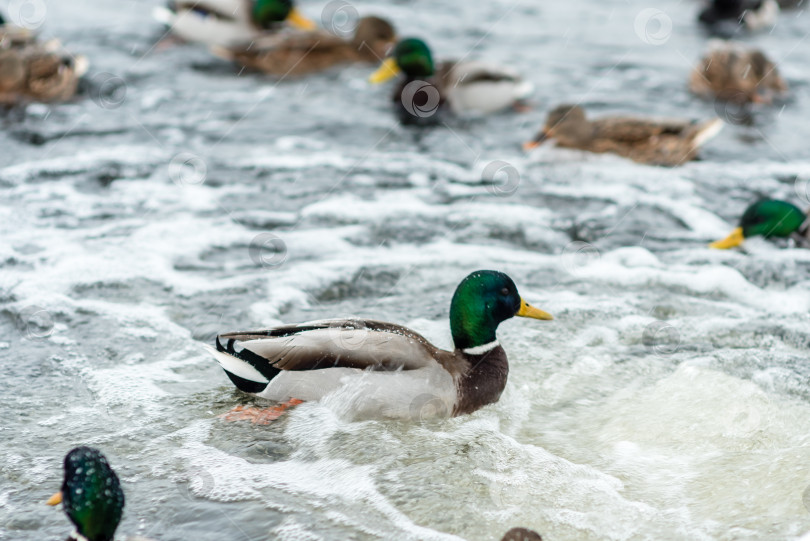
[690,41,787,104]
[502,528,543,541]
[152,0,316,48]
[710,199,808,249]
[214,16,396,77]
[698,0,779,34]
[0,32,87,106]
[523,104,723,167]
[47,447,155,541]
[207,270,553,422]
[368,38,534,124]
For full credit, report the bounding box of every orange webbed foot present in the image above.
[218,399,304,425]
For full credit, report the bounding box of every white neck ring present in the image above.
[462,340,500,355]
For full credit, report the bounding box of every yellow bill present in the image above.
[709,227,744,249]
[517,298,553,320]
[46,491,63,506]
[369,58,400,84]
[286,8,316,30]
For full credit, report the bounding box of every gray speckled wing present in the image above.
[219,318,445,372]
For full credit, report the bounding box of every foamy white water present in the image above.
[1,0,810,540]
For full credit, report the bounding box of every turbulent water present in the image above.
[2,0,810,540]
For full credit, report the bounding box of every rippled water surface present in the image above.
[2,1,810,540]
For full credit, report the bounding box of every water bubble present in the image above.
[408,393,450,422]
[7,0,47,29]
[400,80,441,119]
[482,160,520,197]
[90,73,127,110]
[559,241,600,276]
[642,321,681,357]
[16,305,53,340]
[634,8,673,46]
[320,0,359,38]
[248,233,288,268]
[168,152,207,186]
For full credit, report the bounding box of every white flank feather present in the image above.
[203,344,269,384]
[693,118,724,147]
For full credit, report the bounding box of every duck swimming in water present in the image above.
[207,270,553,422]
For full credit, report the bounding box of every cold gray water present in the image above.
[2,0,810,540]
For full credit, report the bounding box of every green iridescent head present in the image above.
[392,38,435,78]
[252,0,314,30]
[711,199,806,249]
[370,38,435,83]
[49,447,124,541]
[449,270,552,351]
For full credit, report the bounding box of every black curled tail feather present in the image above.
[215,335,282,394]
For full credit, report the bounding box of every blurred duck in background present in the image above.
[690,41,788,104]
[524,105,723,167]
[153,0,316,48]
[214,16,396,77]
[501,527,543,541]
[711,199,809,249]
[698,0,779,36]
[369,38,534,125]
[0,12,88,106]
[47,447,156,541]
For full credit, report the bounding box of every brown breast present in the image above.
[452,345,509,416]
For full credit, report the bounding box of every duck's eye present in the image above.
[500,288,509,296]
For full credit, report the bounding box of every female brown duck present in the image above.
[690,41,787,104]
[524,105,723,167]
[0,14,87,105]
[216,16,396,77]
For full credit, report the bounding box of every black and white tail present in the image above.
[205,336,280,394]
